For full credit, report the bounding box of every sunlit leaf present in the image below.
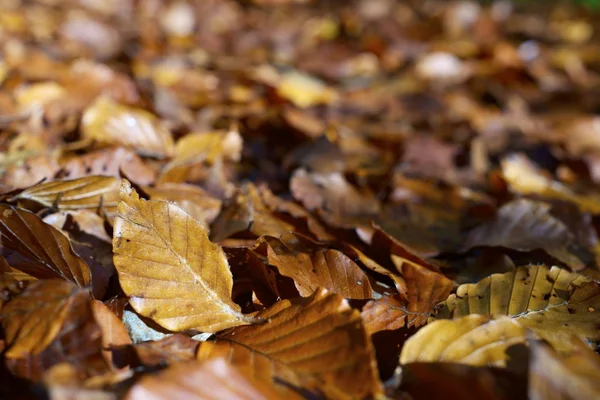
[113,180,254,332]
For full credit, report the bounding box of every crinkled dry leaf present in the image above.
[400,315,527,367]
[529,338,600,400]
[91,300,132,369]
[211,289,382,400]
[465,199,594,270]
[15,176,121,216]
[361,262,453,335]
[259,232,374,299]
[435,264,600,351]
[113,180,254,332]
[81,96,174,158]
[0,205,91,287]
[126,358,289,400]
[131,334,200,368]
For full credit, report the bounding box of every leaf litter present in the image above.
[2,1,600,399]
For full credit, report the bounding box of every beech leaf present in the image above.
[113,180,254,332]
[400,315,527,367]
[0,205,91,287]
[204,289,382,400]
[435,264,600,351]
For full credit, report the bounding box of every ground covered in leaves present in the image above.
[2,0,600,399]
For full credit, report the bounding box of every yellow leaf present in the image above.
[435,264,600,351]
[81,96,174,158]
[400,315,527,367]
[113,180,253,332]
[15,176,121,216]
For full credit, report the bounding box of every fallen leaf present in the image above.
[529,337,600,400]
[400,315,527,367]
[1,280,107,380]
[361,262,453,334]
[207,289,382,399]
[131,334,200,368]
[126,358,292,400]
[290,168,380,229]
[435,264,600,351]
[81,96,174,158]
[113,180,254,332]
[145,183,222,228]
[0,205,91,287]
[15,176,121,216]
[91,300,132,369]
[464,199,594,270]
[211,183,294,242]
[259,232,374,299]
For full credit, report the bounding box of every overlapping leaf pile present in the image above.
[2,0,600,399]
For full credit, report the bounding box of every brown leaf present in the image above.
[529,338,600,400]
[126,358,291,400]
[210,289,382,399]
[132,334,200,368]
[290,168,380,229]
[397,363,527,400]
[211,183,294,242]
[259,232,374,299]
[1,280,107,380]
[0,205,91,287]
[361,262,453,334]
[465,199,594,270]
[113,180,254,332]
[91,300,132,369]
[15,176,121,216]
[81,96,174,158]
[1,154,61,189]
[60,147,156,185]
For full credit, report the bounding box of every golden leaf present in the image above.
[202,289,382,399]
[113,180,253,332]
[15,176,121,216]
[400,315,527,367]
[0,205,91,287]
[81,96,174,158]
[435,265,600,351]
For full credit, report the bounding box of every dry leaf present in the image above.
[15,176,121,216]
[361,262,453,334]
[91,300,132,369]
[81,96,174,158]
[529,338,600,400]
[1,279,107,380]
[211,183,294,242]
[0,205,91,287]
[400,315,527,367]
[145,183,221,228]
[126,358,289,400]
[465,199,594,270]
[208,289,382,399]
[290,168,380,229]
[113,180,254,332]
[259,233,373,299]
[435,264,600,351]
[131,334,200,368]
